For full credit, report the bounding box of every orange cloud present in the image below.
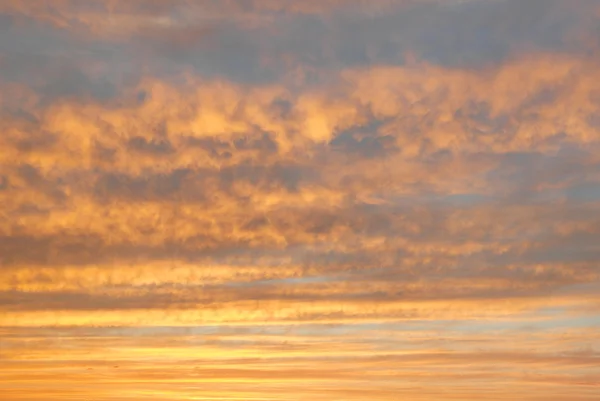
[2,1,600,400]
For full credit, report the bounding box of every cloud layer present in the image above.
[1,1,600,400]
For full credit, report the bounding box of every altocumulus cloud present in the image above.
[1,1,600,400]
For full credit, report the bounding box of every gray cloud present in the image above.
[2,0,599,108]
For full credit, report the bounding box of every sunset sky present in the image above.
[1,0,600,400]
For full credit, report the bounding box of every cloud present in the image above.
[1,1,600,400]
[2,0,599,96]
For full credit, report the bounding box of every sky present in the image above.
[0,0,600,400]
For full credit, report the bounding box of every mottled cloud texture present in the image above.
[1,1,600,400]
